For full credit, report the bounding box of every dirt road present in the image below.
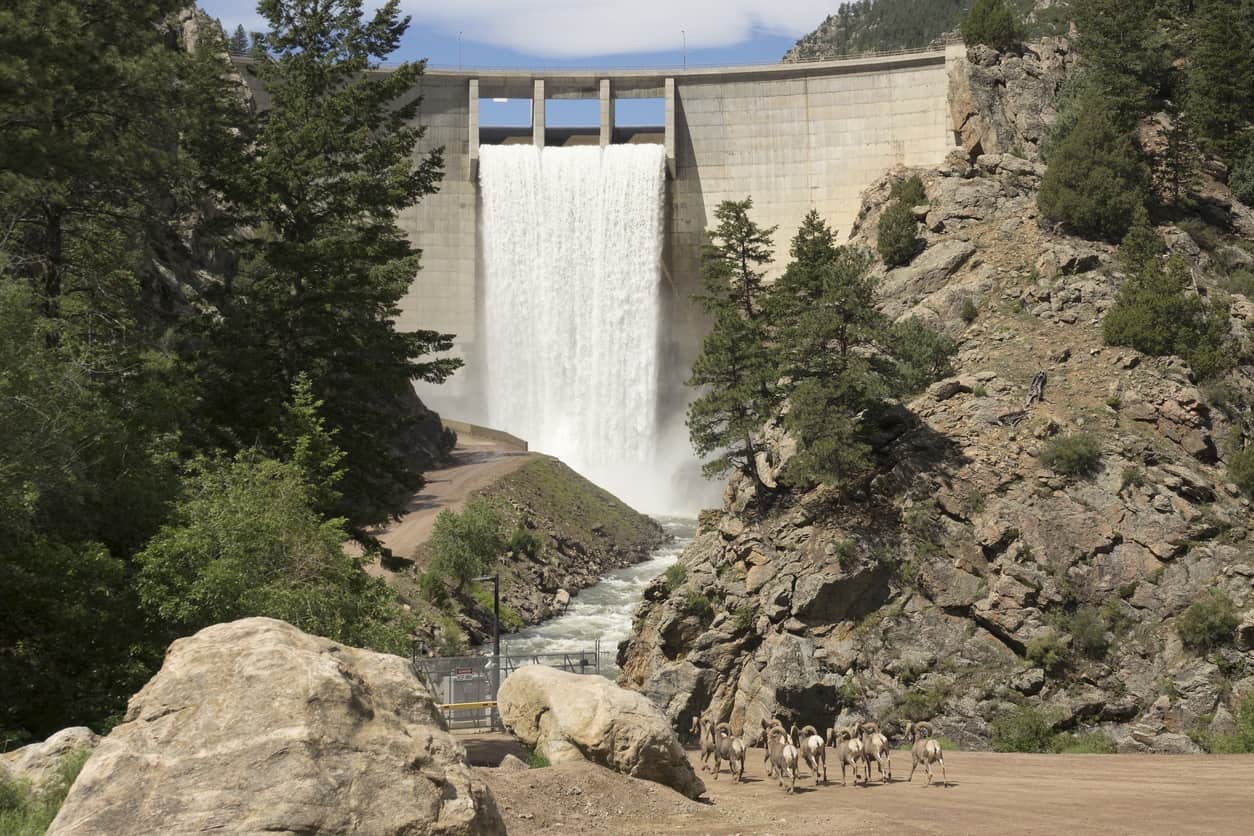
[482,743,1254,835]
[369,437,533,561]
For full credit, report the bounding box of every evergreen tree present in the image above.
[1073,0,1167,126]
[1155,100,1201,205]
[961,0,1022,51]
[1186,0,1254,152]
[877,200,919,266]
[193,0,461,526]
[229,24,250,54]
[1118,204,1166,275]
[1039,93,1152,241]
[686,200,778,497]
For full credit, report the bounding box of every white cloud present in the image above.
[401,1,832,57]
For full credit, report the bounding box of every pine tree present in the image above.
[229,24,250,54]
[195,0,461,526]
[1073,0,1166,126]
[961,0,1022,52]
[1186,0,1254,152]
[686,199,778,497]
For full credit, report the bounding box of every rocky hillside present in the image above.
[622,37,1254,753]
[783,0,1068,62]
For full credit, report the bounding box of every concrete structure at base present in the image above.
[401,46,966,414]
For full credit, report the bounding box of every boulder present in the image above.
[48,618,503,836]
[1,727,99,795]
[496,665,704,799]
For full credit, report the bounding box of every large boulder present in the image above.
[496,665,704,799]
[48,618,503,835]
[1,727,99,794]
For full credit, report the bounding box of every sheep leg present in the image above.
[939,756,947,788]
[908,754,917,783]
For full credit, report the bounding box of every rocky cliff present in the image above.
[621,38,1254,753]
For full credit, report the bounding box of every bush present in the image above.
[961,0,1022,51]
[0,746,90,834]
[893,686,949,723]
[833,539,857,568]
[1038,93,1150,242]
[1177,590,1239,651]
[877,200,920,266]
[526,747,551,769]
[1230,153,1254,208]
[890,175,927,207]
[428,500,505,592]
[1040,433,1102,478]
[1025,631,1070,675]
[1050,731,1118,754]
[418,570,449,608]
[469,583,524,632]
[1103,255,1233,380]
[664,562,687,593]
[1220,268,1254,298]
[682,590,714,619]
[733,605,756,633]
[507,525,543,560]
[991,705,1057,752]
[1070,606,1110,659]
[1229,442,1254,498]
[1204,699,1254,753]
[960,297,978,323]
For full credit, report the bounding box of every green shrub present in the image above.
[664,562,687,593]
[890,175,927,207]
[1040,433,1102,477]
[507,526,543,560]
[1177,590,1238,651]
[1069,606,1110,659]
[961,0,1022,51]
[960,297,978,323]
[1025,631,1070,675]
[1229,442,1254,497]
[1038,93,1150,242]
[524,746,551,768]
[733,605,756,633]
[419,570,449,608]
[1204,698,1254,753]
[0,746,90,834]
[469,584,524,632]
[435,616,467,656]
[893,686,949,723]
[427,500,505,592]
[1118,204,1164,275]
[991,705,1057,752]
[833,539,857,568]
[877,200,920,267]
[1220,268,1254,298]
[1103,255,1233,380]
[1050,731,1118,754]
[1232,153,1254,208]
[682,590,714,619]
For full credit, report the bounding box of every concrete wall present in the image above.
[400,51,958,413]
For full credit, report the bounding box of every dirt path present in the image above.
[480,743,1254,835]
[369,438,533,562]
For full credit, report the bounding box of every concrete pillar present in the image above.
[599,79,613,146]
[664,77,676,178]
[468,79,479,180]
[532,79,545,147]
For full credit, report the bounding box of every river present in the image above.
[503,516,694,677]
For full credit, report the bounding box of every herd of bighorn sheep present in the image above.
[689,711,948,793]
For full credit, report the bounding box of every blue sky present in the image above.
[200,1,830,125]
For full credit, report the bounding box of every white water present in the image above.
[478,143,671,510]
[505,517,694,677]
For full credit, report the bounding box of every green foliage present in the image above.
[1072,0,1166,124]
[682,591,715,619]
[1231,152,1254,207]
[418,570,450,608]
[1069,606,1111,660]
[836,678,862,709]
[877,200,920,266]
[470,584,524,633]
[1050,731,1118,754]
[1186,1,1254,152]
[833,540,857,569]
[1026,630,1070,675]
[991,705,1057,752]
[889,318,958,395]
[428,500,505,592]
[733,606,756,633]
[1229,442,1254,498]
[961,0,1022,51]
[960,297,978,324]
[664,563,688,593]
[507,526,544,560]
[1038,92,1151,242]
[1039,434,1103,478]
[893,686,949,723]
[1177,590,1238,651]
[435,616,467,657]
[1202,699,1254,753]
[1118,205,1165,276]
[135,452,414,654]
[0,747,91,835]
[1102,255,1233,380]
[228,24,250,54]
[686,199,779,494]
[525,747,551,769]
[1120,466,1146,491]
[889,175,927,208]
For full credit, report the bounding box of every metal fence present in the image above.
[413,642,606,730]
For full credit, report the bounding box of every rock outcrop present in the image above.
[621,38,1253,754]
[49,618,504,835]
[497,665,705,799]
[1,727,99,795]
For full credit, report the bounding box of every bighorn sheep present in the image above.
[760,717,787,776]
[690,714,715,773]
[859,721,893,783]
[790,724,827,785]
[712,722,747,782]
[825,725,865,786]
[764,724,800,793]
[905,722,947,787]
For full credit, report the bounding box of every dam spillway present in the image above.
[478,144,667,493]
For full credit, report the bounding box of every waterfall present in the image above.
[478,144,667,501]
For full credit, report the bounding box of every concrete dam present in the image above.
[399,46,963,509]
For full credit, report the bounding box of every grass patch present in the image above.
[1040,433,1102,477]
[664,563,687,593]
[470,583,524,632]
[1050,731,1118,754]
[0,747,90,835]
[681,591,714,619]
[1198,699,1254,753]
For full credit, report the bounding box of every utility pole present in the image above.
[682,29,687,68]
[458,31,463,70]
[474,574,501,727]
